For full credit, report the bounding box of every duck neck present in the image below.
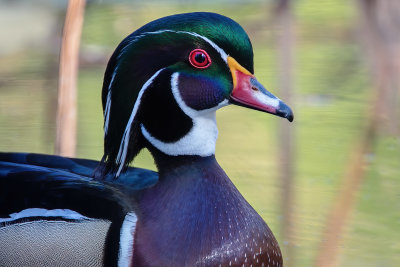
[133,147,282,266]
[148,146,217,177]
[138,144,235,210]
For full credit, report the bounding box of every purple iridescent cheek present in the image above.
[177,74,227,111]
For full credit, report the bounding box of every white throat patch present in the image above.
[141,72,228,157]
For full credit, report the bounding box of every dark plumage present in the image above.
[0,12,293,266]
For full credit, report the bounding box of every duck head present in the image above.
[100,12,293,176]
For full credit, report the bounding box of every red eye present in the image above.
[189,49,211,69]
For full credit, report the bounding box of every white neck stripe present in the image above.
[115,68,165,176]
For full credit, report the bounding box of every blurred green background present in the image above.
[0,0,399,266]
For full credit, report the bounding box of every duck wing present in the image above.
[0,153,157,266]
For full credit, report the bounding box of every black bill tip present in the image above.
[277,102,294,122]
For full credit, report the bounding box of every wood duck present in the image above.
[0,12,293,267]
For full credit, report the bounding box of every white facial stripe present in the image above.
[121,29,228,63]
[118,212,137,267]
[0,208,89,223]
[115,68,165,177]
[141,72,228,157]
[104,91,112,136]
[104,67,118,136]
[177,30,228,62]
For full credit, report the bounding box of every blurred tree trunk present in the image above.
[275,0,296,265]
[44,11,64,153]
[315,1,400,266]
[55,0,86,157]
[359,0,400,135]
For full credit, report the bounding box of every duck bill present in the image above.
[228,57,294,122]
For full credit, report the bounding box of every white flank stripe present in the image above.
[0,208,89,223]
[141,72,229,157]
[118,212,138,267]
[115,68,165,177]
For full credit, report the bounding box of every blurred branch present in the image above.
[315,1,400,266]
[274,0,296,265]
[55,0,86,157]
[314,141,372,267]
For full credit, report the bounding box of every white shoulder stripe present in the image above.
[115,68,165,177]
[118,212,138,267]
[0,208,89,223]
